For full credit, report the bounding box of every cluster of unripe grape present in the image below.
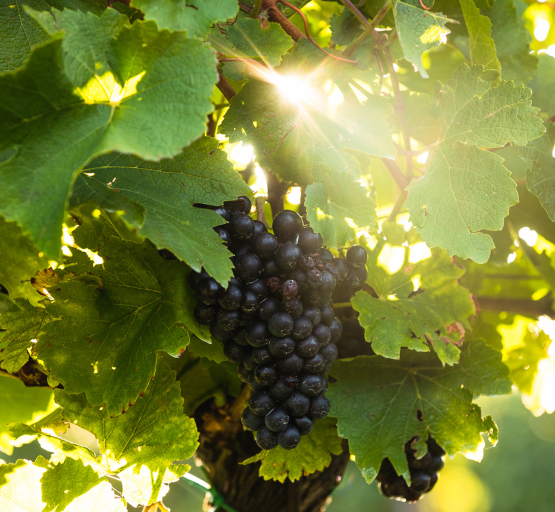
[189,197,367,451]
[377,436,446,502]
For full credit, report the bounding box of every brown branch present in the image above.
[216,68,236,102]
[262,0,305,41]
[256,196,269,227]
[381,158,409,189]
[387,191,407,221]
[263,168,288,218]
[341,0,371,26]
[476,295,553,318]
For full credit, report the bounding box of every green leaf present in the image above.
[515,124,555,221]
[0,378,53,455]
[209,18,293,68]
[0,458,48,511]
[530,54,555,115]
[0,295,22,314]
[54,355,199,507]
[487,0,537,85]
[0,219,50,306]
[0,299,51,373]
[34,214,201,414]
[407,64,544,263]
[394,0,455,78]
[327,340,510,482]
[132,0,238,38]
[352,249,475,363]
[305,175,377,249]
[241,417,343,482]
[459,0,500,73]
[80,136,251,285]
[330,8,364,46]
[0,10,217,260]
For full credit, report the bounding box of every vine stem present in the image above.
[216,69,236,102]
[387,190,408,221]
[343,0,392,56]
[251,0,263,17]
[380,158,409,190]
[261,0,305,40]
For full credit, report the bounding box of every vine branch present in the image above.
[380,158,409,189]
[216,69,236,102]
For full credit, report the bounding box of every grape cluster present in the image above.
[377,437,446,502]
[190,201,355,451]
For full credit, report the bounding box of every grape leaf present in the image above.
[0,10,217,260]
[132,0,238,38]
[241,418,343,482]
[407,64,544,263]
[459,0,500,73]
[79,136,251,285]
[514,124,555,221]
[0,458,48,512]
[530,54,555,115]
[352,249,475,363]
[327,339,511,482]
[394,0,455,78]
[0,378,53,455]
[330,8,364,46]
[0,220,50,306]
[209,18,293,68]
[487,0,537,85]
[0,295,21,314]
[305,175,377,249]
[0,299,51,373]
[34,215,200,414]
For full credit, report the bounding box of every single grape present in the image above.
[277,424,301,450]
[188,269,209,289]
[255,364,278,386]
[234,253,263,283]
[303,353,326,374]
[214,225,231,245]
[296,335,320,358]
[279,353,304,374]
[218,285,243,310]
[286,267,306,286]
[214,207,230,221]
[298,373,323,396]
[272,210,303,241]
[283,298,303,318]
[248,373,264,391]
[309,394,330,420]
[427,455,445,473]
[233,242,253,257]
[291,316,313,340]
[246,279,269,298]
[269,375,296,400]
[329,318,343,343]
[346,265,368,289]
[313,323,331,347]
[248,390,276,416]
[241,407,265,431]
[193,303,217,325]
[252,232,278,259]
[228,213,255,240]
[318,248,334,264]
[320,342,338,363]
[303,305,321,327]
[409,471,431,493]
[268,336,295,358]
[210,325,233,342]
[346,245,368,268]
[216,309,241,331]
[320,306,335,325]
[276,242,303,270]
[196,278,222,305]
[259,297,282,321]
[241,290,259,313]
[427,473,439,492]
[306,269,322,288]
[246,320,272,347]
[263,259,281,278]
[233,328,249,346]
[256,426,278,450]
[320,271,336,292]
[223,342,247,363]
[284,391,311,417]
[265,407,290,432]
[293,415,314,436]
[334,258,349,281]
[297,227,323,254]
[268,312,294,337]
[409,451,431,470]
[253,220,268,236]
[252,346,275,365]
[282,279,298,298]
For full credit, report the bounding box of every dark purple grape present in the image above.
[268,312,294,337]
[224,342,247,363]
[252,346,275,365]
[272,210,303,241]
[409,471,431,493]
[269,375,296,400]
[427,473,438,492]
[279,353,304,374]
[234,253,262,283]
[237,363,250,383]
[318,248,334,264]
[193,303,217,325]
[300,255,315,271]
[210,325,233,342]
[228,213,255,240]
[291,316,313,340]
[329,318,343,343]
[282,279,298,298]
[347,265,368,288]
[252,232,278,259]
[320,342,338,363]
[320,306,334,325]
[283,298,303,318]
[293,415,314,436]
[240,310,258,326]
[265,407,289,432]
[242,407,266,431]
[248,373,264,391]
[297,227,323,254]
[303,305,321,327]
[277,424,301,450]
[255,364,278,385]
[214,225,231,244]
[334,258,349,281]
[320,271,336,292]
[188,269,209,289]
[253,220,267,235]
[216,308,241,331]
[249,390,276,416]
[286,267,306,286]
[284,391,310,417]
[269,336,295,358]
[263,259,281,278]
[243,350,256,371]
[346,245,368,268]
[259,297,282,321]
[427,438,446,457]
[310,394,330,420]
[196,278,222,305]
[241,290,259,313]
[233,327,249,345]
[256,426,278,450]
[233,242,253,256]
[218,285,243,310]
[276,242,303,270]
[246,279,269,298]
[303,353,326,373]
[215,207,230,221]
[296,335,320,357]
[246,320,271,347]
[409,451,431,470]
[313,323,331,347]
[306,269,322,287]
[298,374,323,396]
[427,456,445,473]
